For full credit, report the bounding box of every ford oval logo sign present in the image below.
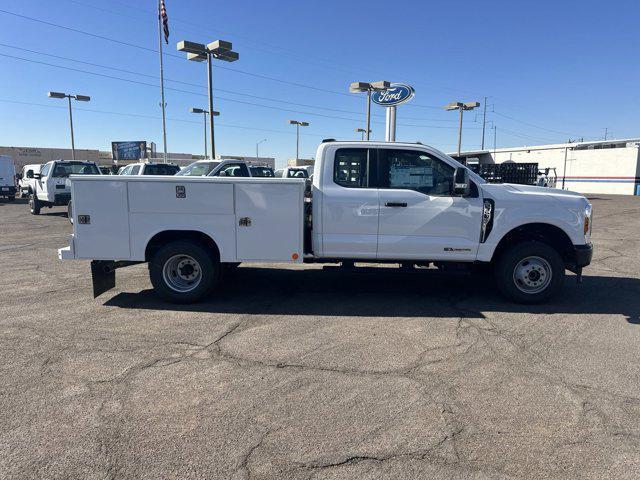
[371,84,415,107]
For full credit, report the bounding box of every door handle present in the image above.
[385,202,408,207]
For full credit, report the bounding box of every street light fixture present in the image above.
[178,39,239,159]
[289,120,309,162]
[190,107,219,159]
[349,81,390,140]
[47,91,91,160]
[256,138,267,159]
[355,128,371,140]
[444,101,480,156]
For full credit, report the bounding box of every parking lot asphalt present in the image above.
[1,195,639,480]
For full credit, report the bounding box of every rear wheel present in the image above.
[67,200,73,224]
[149,240,221,303]
[29,194,41,215]
[494,241,564,304]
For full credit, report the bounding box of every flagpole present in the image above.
[157,0,168,163]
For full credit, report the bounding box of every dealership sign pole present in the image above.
[371,84,415,142]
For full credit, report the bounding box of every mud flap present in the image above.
[91,261,116,298]
[90,260,142,298]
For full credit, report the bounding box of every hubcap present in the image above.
[512,256,552,294]
[162,254,202,293]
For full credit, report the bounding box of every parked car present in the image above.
[0,156,17,201]
[117,162,181,176]
[177,159,252,177]
[60,140,593,305]
[28,160,100,215]
[18,164,42,197]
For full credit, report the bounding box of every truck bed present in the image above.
[60,176,305,263]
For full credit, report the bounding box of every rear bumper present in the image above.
[0,186,16,196]
[53,193,71,205]
[58,235,76,260]
[573,243,593,268]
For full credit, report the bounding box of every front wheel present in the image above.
[494,241,565,304]
[29,194,41,215]
[149,240,222,303]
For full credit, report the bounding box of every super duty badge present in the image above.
[175,186,186,198]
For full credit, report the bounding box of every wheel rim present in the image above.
[162,254,203,293]
[512,256,553,294]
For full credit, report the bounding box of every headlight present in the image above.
[584,204,592,235]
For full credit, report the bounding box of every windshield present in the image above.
[176,161,220,176]
[250,166,274,177]
[287,168,308,178]
[52,162,100,177]
[145,164,180,175]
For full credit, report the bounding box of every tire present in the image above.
[67,200,73,224]
[29,194,41,215]
[494,240,565,304]
[7,195,15,202]
[149,240,222,303]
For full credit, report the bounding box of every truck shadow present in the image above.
[104,266,640,324]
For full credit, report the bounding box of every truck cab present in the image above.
[29,160,100,214]
[59,141,593,304]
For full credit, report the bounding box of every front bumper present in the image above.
[573,243,593,268]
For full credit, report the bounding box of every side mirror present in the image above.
[26,170,34,179]
[452,168,470,196]
[217,170,228,177]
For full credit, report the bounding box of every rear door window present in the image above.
[333,148,375,188]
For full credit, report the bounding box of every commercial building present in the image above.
[453,138,640,195]
[288,158,314,167]
[0,146,275,171]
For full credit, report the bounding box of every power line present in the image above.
[0,52,468,130]
[0,98,336,138]
[0,42,456,122]
[493,111,582,138]
[0,7,442,110]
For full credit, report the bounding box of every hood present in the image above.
[481,183,590,208]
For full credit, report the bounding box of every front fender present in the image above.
[477,203,583,262]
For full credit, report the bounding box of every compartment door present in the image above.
[235,183,302,262]
[73,180,131,260]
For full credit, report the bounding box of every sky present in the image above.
[0,0,638,168]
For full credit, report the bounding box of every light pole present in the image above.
[177,39,239,159]
[355,128,371,140]
[190,108,219,159]
[289,120,309,162]
[256,138,267,159]
[444,101,480,157]
[48,91,90,160]
[349,81,390,140]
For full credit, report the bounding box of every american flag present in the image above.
[159,0,169,44]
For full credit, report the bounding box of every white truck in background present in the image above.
[18,164,43,197]
[59,140,593,304]
[0,155,17,201]
[28,160,101,214]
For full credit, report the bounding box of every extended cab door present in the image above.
[320,147,379,258]
[376,148,482,261]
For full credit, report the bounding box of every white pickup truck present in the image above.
[59,141,593,304]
